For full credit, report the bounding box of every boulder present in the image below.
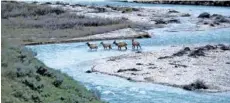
[211,14,223,18]
[189,49,205,57]
[184,47,191,51]
[181,13,191,17]
[220,45,230,50]
[199,45,217,50]
[172,47,191,57]
[167,19,180,23]
[198,12,210,18]
[215,16,230,23]
[154,19,167,24]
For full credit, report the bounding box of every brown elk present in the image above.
[113,40,127,50]
[86,42,98,50]
[132,39,141,50]
[100,42,112,50]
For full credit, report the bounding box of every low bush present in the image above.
[53,77,64,87]
[23,77,44,91]
[183,80,208,91]
[2,2,65,18]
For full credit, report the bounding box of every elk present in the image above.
[86,42,98,50]
[100,42,112,50]
[132,39,141,50]
[113,40,127,50]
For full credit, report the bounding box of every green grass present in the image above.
[1,40,104,103]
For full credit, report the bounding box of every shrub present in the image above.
[53,77,64,87]
[23,77,44,91]
[183,80,208,91]
[31,94,42,103]
[12,90,30,101]
[1,2,65,18]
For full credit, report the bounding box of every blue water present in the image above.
[27,1,230,103]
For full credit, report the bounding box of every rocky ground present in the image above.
[90,44,230,92]
[59,3,230,32]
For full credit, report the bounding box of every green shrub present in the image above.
[23,77,44,91]
[53,77,64,87]
[183,80,208,91]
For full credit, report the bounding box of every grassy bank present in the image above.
[1,1,112,103]
[1,1,131,44]
[1,40,103,103]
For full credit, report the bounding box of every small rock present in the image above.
[189,49,205,57]
[210,23,215,27]
[136,51,142,53]
[215,16,230,23]
[211,14,223,18]
[127,77,132,80]
[117,68,140,73]
[172,47,191,57]
[85,70,92,73]
[218,44,230,50]
[169,63,187,68]
[208,69,215,71]
[168,9,179,13]
[199,45,217,50]
[131,73,137,75]
[148,63,155,65]
[167,19,180,23]
[148,67,157,69]
[184,47,191,51]
[158,56,172,59]
[155,19,167,24]
[226,62,230,64]
[136,63,143,65]
[137,14,142,16]
[181,13,191,17]
[198,12,210,18]
[203,21,209,25]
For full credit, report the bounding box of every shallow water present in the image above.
[27,1,230,103]
[28,27,230,103]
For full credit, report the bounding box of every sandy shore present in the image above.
[91,44,230,92]
[24,28,150,45]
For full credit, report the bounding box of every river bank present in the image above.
[91,44,230,92]
[21,1,230,45]
[1,1,104,103]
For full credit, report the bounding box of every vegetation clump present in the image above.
[183,80,208,91]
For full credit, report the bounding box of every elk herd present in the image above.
[86,39,141,51]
